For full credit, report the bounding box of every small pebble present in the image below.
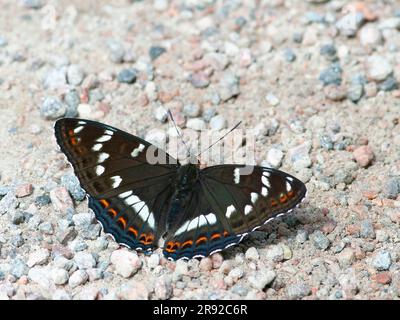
[61,173,86,201]
[286,282,311,300]
[149,46,166,61]
[209,115,226,130]
[336,12,364,37]
[147,253,160,269]
[265,93,280,106]
[267,148,284,168]
[110,250,141,278]
[337,248,356,268]
[372,251,392,271]
[50,268,69,285]
[283,48,296,62]
[360,219,375,239]
[68,270,89,288]
[319,63,342,86]
[359,25,383,47]
[189,72,210,89]
[320,43,337,59]
[74,252,96,269]
[183,104,201,118]
[382,177,400,199]
[67,64,85,86]
[40,97,66,120]
[15,183,33,198]
[245,247,259,261]
[144,128,167,149]
[310,230,330,251]
[249,270,276,290]
[366,55,393,81]
[265,245,284,262]
[379,77,398,92]
[187,118,206,131]
[353,145,374,167]
[117,68,137,84]
[27,248,50,267]
[347,84,364,102]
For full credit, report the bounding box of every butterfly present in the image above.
[54,118,307,261]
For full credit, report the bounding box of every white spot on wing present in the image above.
[262,176,270,187]
[131,144,145,157]
[205,213,217,225]
[95,165,105,175]
[226,205,236,218]
[148,213,155,229]
[119,190,132,198]
[105,130,114,135]
[78,121,86,125]
[111,175,122,188]
[74,126,84,134]
[98,152,109,163]
[126,195,140,206]
[287,177,294,182]
[286,181,292,192]
[234,168,240,184]
[261,187,269,197]
[174,220,190,236]
[263,171,271,177]
[96,135,112,142]
[92,143,102,151]
[251,192,259,204]
[244,205,253,215]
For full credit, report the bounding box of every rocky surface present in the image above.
[0,0,400,300]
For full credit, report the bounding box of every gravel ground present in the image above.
[1,0,400,300]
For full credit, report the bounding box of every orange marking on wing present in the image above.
[223,231,229,237]
[271,199,278,206]
[107,208,117,218]
[279,194,288,203]
[117,217,127,229]
[70,137,78,146]
[195,236,207,245]
[99,199,109,208]
[288,191,294,198]
[182,240,193,248]
[128,227,138,237]
[68,129,74,136]
[211,233,221,240]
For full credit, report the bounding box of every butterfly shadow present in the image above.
[219,205,332,260]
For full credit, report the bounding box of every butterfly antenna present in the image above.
[196,121,242,158]
[167,109,191,157]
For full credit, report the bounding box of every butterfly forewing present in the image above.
[54,118,178,251]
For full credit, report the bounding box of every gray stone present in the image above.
[11,211,26,225]
[347,84,364,102]
[283,48,296,62]
[209,115,226,130]
[296,229,308,244]
[219,72,240,101]
[10,258,28,278]
[23,0,44,9]
[43,68,67,90]
[117,68,137,84]
[266,148,284,168]
[67,64,85,86]
[28,267,52,288]
[40,97,66,120]
[245,247,259,261]
[379,77,398,92]
[320,43,337,59]
[366,55,392,81]
[149,46,166,61]
[27,248,50,267]
[110,250,142,278]
[265,245,284,262]
[107,40,125,63]
[61,173,86,201]
[336,12,364,37]
[359,25,383,47]
[189,72,210,88]
[336,248,356,268]
[64,90,80,117]
[319,63,342,86]
[74,252,96,269]
[360,219,375,239]
[249,270,276,290]
[382,177,400,199]
[72,212,95,230]
[183,104,201,118]
[310,230,330,250]
[286,282,311,299]
[68,270,89,288]
[187,118,206,131]
[372,251,392,271]
[50,268,69,285]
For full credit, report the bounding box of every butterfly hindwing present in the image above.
[54,118,178,251]
[163,165,306,260]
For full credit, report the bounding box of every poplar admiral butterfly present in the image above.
[54,118,307,260]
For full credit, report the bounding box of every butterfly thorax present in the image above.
[165,163,200,231]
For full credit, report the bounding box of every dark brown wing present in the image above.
[54,118,178,252]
